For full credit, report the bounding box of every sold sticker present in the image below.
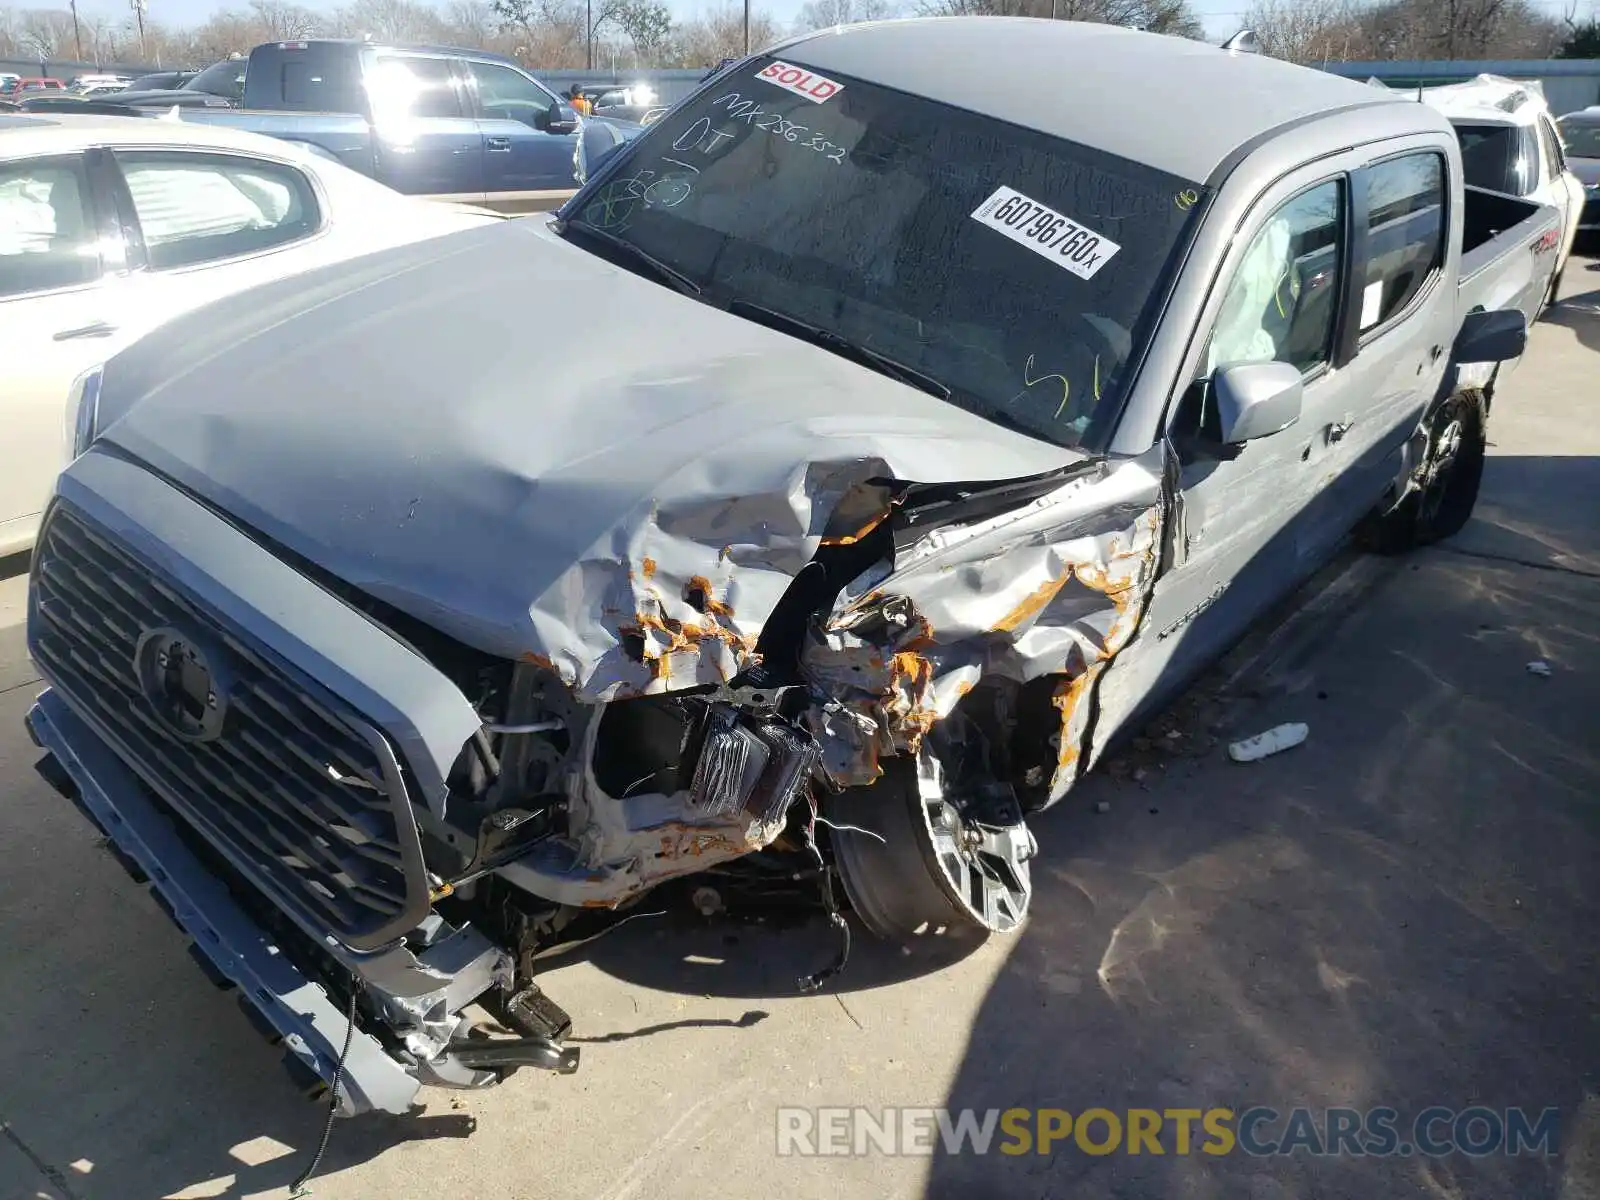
[756,60,844,104]
[970,185,1120,281]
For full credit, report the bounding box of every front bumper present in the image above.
[23,448,522,1115]
[28,690,423,1115]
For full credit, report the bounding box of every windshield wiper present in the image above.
[726,300,952,402]
[559,219,702,297]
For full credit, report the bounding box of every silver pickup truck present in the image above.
[25,19,1560,1116]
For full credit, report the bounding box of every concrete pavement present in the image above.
[0,261,1595,1200]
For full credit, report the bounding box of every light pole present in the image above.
[130,0,148,62]
[69,0,84,61]
[586,0,593,69]
[743,0,750,53]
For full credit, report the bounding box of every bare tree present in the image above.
[793,0,900,31]
[613,0,672,60]
[247,0,322,40]
[914,0,1202,36]
[332,0,448,41]
[671,2,781,63]
[1245,0,1362,62]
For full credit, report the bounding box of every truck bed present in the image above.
[1459,184,1561,322]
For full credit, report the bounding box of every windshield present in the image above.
[1454,122,1537,195]
[565,57,1207,450]
[186,60,245,99]
[1558,118,1600,159]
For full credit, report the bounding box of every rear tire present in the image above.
[1359,390,1486,555]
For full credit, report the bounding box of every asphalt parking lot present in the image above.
[1,258,1596,1200]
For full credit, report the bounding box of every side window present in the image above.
[116,152,320,270]
[370,56,463,120]
[468,61,556,128]
[0,156,101,299]
[1206,179,1344,377]
[1538,117,1565,177]
[1360,152,1445,334]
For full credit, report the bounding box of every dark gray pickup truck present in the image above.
[171,40,625,208]
[28,19,1559,1118]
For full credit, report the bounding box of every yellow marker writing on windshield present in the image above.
[1022,354,1072,420]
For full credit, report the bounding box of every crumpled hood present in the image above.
[97,219,1079,699]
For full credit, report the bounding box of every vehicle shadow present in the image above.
[0,716,484,1199]
[1542,283,1600,354]
[0,550,28,582]
[923,456,1600,1200]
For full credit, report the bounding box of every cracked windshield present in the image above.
[567,57,1210,449]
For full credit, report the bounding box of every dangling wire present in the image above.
[291,975,362,1198]
[797,796,852,993]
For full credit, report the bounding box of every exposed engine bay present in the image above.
[324,450,1170,1098]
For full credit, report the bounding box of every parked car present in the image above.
[26,18,1557,1117]
[0,73,23,96]
[571,81,660,123]
[15,95,154,115]
[0,112,502,558]
[124,70,200,91]
[1416,74,1585,308]
[108,58,245,110]
[173,40,597,208]
[15,78,65,94]
[71,81,131,98]
[1557,104,1600,247]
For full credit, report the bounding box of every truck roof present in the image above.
[253,38,520,67]
[778,17,1419,183]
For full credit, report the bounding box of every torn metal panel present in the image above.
[801,457,1166,805]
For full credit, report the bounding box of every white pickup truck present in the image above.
[1416,73,1587,308]
[26,19,1561,1116]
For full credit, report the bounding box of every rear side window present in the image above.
[370,56,463,120]
[0,156,101,299]
[1360,152,1445,333]
[265,46,365,113]
[1536,117,1565,179]
[116,152,320,269]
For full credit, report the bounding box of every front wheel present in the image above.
[826,748,1036,943]
[1359,390,1487,555]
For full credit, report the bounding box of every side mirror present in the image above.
[1453,308,1527,365]
[538,100,578,135]
[1210,361,1303,444]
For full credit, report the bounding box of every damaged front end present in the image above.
[27,440,1166,1114]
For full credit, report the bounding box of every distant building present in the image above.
[1320,59,1600,116]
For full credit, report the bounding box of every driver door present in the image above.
[462,59,579,194]
[1089,163,1365,756]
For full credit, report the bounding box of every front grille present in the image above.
[31,501,430,949]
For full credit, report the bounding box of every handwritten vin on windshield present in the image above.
[970,186,1121,281]
[704,93,849,163]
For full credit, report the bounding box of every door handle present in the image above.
[53,321,116,341]
[486,137,511,153]
[1327,419,1354,444]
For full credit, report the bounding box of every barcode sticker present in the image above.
[970,186,1120,281]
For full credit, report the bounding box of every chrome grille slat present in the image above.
[32,502,427,945]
